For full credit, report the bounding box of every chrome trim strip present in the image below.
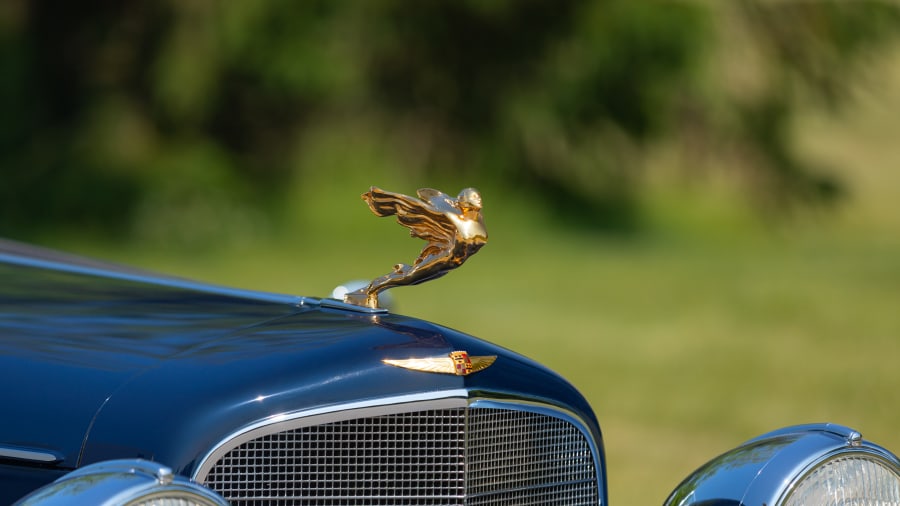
[192,389,470,481]
[0,247,311,307]
[320,297,389,314]
[0,444,63,464]
[744,422,863,445]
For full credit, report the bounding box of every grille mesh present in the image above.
[203,406,598,505]
[466,409,599,505]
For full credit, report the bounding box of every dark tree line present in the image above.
[1,0,897,240]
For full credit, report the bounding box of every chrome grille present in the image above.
[201,405,599,505]
[467,409,599,505]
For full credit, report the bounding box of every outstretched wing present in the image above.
[382,356,455,375]
[382,355,496,375]
[363,186,456,244]
[416,188,460,215]
[469,355,497,373]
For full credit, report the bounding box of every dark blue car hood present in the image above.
[0,254,305,469]
[0,241,599,483]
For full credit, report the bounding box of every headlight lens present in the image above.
[784,454,900,506]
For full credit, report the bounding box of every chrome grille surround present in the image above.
[194,391,602,505]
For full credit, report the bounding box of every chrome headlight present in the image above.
[665,423,900,506]
[15,459,228,506]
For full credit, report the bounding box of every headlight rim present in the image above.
[14,458,229,506]
[664,423,900,506]
[744,426,900,506]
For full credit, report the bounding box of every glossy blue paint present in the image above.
[0,464,68,505]
[0,241,606,504]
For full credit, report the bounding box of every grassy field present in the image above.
[52,54,900,505]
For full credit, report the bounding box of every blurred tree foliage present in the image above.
[0,0,898,241]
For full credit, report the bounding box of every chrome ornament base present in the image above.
[342,290,379,309]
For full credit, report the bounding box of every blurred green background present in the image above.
[2,1,899,504]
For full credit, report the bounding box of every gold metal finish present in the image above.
[382,351,497,376]
[343,186,488,309]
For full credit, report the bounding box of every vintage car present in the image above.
[2,187,899,506]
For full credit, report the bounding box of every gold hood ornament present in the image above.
[343,186,488,309]
[383,351,497,376]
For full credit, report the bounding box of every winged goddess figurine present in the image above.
[343,186,488,309]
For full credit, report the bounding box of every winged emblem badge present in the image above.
[343,186,488,309]
[383,351,497,376]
